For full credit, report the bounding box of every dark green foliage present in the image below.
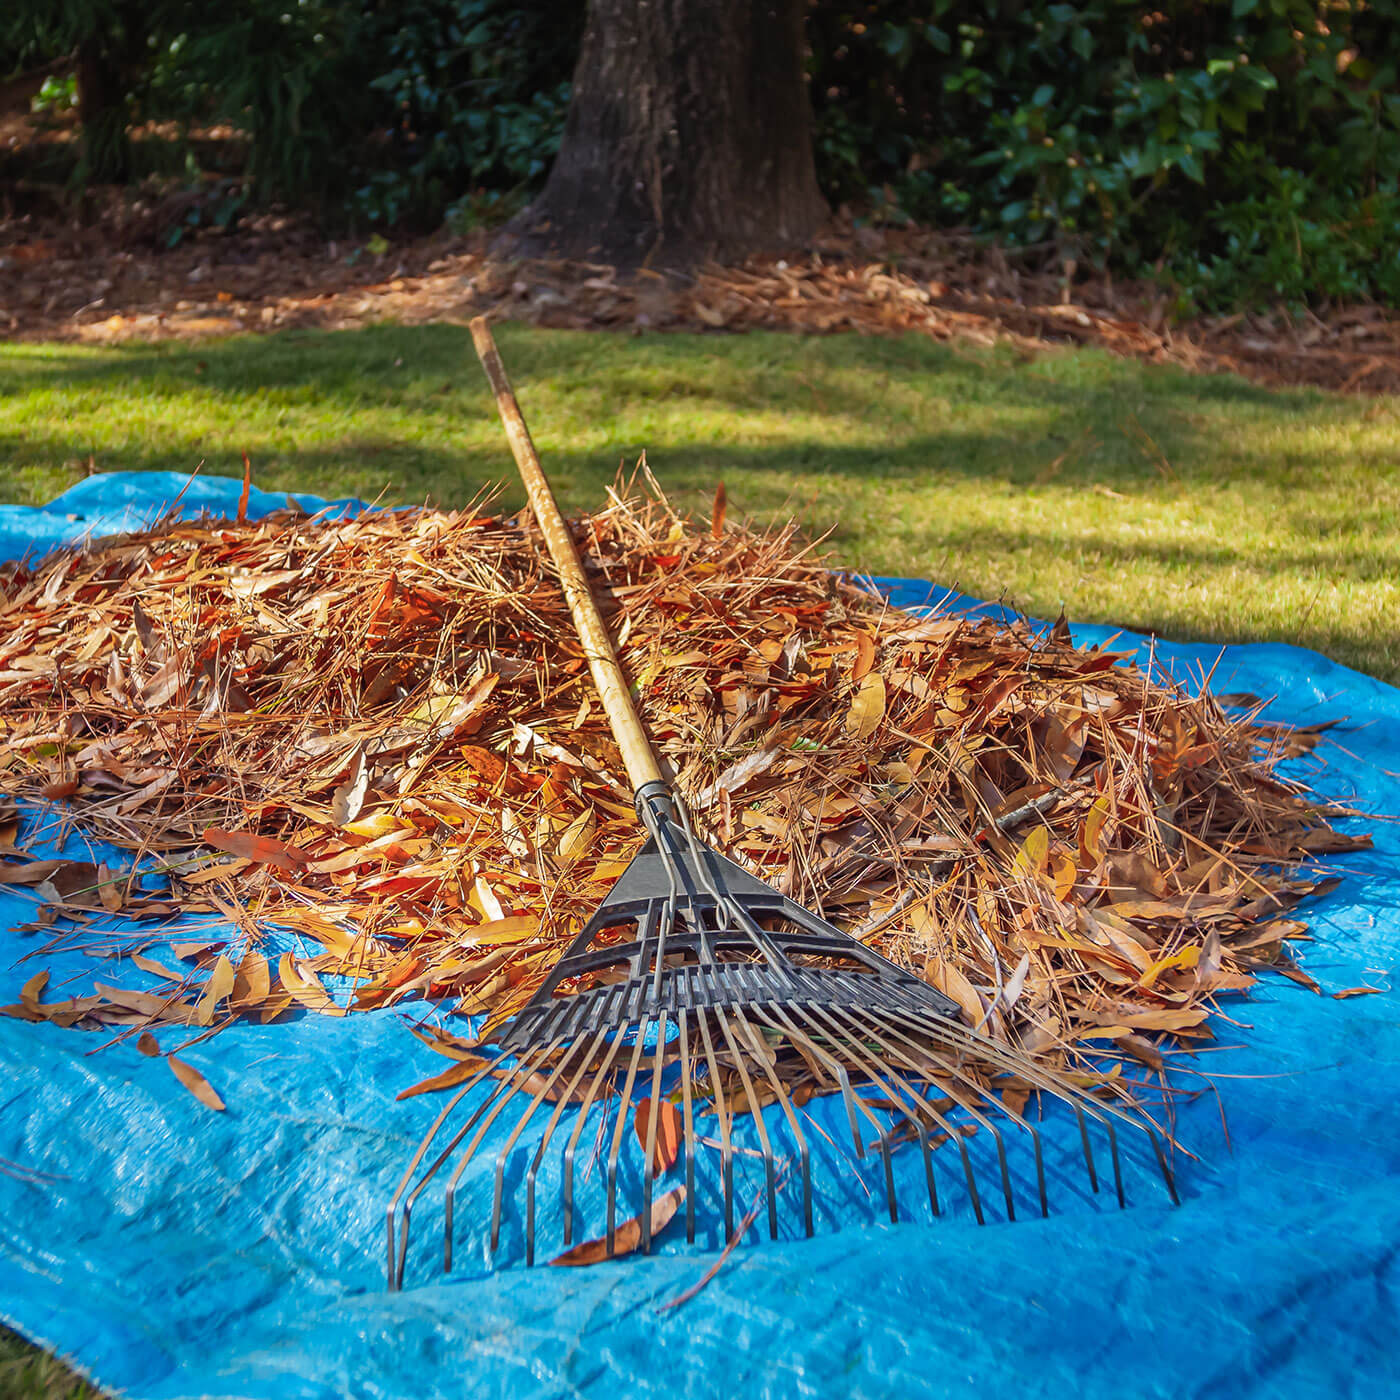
[5,0,1398,305]
[809,0,1400,308]
[351,0,580,227]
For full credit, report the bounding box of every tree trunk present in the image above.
[75,37,131,183]
[499,0,827,266]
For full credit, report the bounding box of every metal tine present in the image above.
[818,1002,984,1225]
[899,1008,1174,1206]
[524,1027,612,1266]
[562,1027,631,1248]
[755,1006,905,1220]
[443,1038,570,1273]
[806,1002,986,1226]
[489,1036,596,1255]
[386,1057,497,1290]
[605,1014,654,1257]
[695,1006,735,1238]
[901,1008,1108,1192]
[713,1008,780,1240]
[392,1042,557,1288]
[853,1007,1047,1218]
[639,1009,671,1254]
[760,1005,867,1159]
[842,1005,1018,1222]
[677,1007,697,1243]
[732,1013,813,1237]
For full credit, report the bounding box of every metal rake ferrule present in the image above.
[385,784,1179,1289]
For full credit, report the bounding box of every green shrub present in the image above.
[810,0,1400,307]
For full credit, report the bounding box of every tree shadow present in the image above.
[1,322,1393,676]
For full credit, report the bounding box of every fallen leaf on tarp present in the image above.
[202,828,309,872]
[278,953,346,1016]
[194,954,235,1025]
[136,1031,160,1056]
[19,971,48,1010]
[168,1054,225,1110]
[1332,986,1384,999]
[634,1097,682,1174]
[396,1055,491,1100]
[550,1185,685,1266]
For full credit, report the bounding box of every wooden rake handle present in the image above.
[469,317,665,795]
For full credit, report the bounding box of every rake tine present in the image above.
[733,1013,812,1238]
[443,1040,567,1273]
[605,1016,653,1257]
[916,1015,1103,1197]
[524,1028,611,1266]
[490,1038,593,1255]
[714,1008,779,1240]
[562,1028,629,1248]
[695,1006,735,1238]
[808,1003,985,1226]
[758,1006,897,1216]
[640,1009,671,1254]
[864,1008,1049,1219]
[908,1011,1165,1207]
[678,1007,697,1243]
[396,1049,553,1287]
[386,1057,497,1290]
[762,1006,867,1159]
[850,1007,1018,1221]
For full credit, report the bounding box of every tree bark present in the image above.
[499,0,827,267]
[75,36,131,183]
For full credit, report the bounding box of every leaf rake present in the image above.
[385,320,1178,1288]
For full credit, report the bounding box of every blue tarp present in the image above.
[1,473,1396,1399]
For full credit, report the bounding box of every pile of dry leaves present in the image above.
[0,480,1368,1105]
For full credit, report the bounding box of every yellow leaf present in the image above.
[1011,826,1050,880]
[193,954,235,1026]
[469,914,540,946]
[924,956,982,1024]
[845,672,886,739]
[343,811,407,839]
[168,1054,225,1110]
[1080,795,1111,865]
[556,808,596,864]
[278,952,346,1016]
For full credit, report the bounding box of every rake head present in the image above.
[387,784,1178,1288]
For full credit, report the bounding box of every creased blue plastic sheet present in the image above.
[1,472,1396,1400]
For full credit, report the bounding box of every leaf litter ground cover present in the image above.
[0,474,1373,1254]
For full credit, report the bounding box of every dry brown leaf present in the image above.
[168,1054,225,1110]
[845,672,886,739]
[203,828,309,873]
[396,1055,492,1100]
[633,1097,682,1174]
[278,953,345,1016]
[550,1185,685,1266]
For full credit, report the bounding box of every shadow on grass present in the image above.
[1,322,1395,680]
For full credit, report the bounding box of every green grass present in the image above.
[0,322,1394,1389]
[2,323,1398,681]
[0,1328,99,1399]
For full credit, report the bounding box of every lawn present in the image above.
[2,321,1397,682]
[0,321,1396,1389]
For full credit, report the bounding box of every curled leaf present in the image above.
[633,1097,682,1175]
[168,1054,225,1110]
[550,1185,685,1267]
